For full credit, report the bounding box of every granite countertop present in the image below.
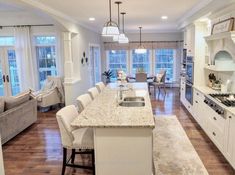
[71,83,155,129]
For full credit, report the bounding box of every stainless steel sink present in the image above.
[123,97,145,102]
[119,101,145,107]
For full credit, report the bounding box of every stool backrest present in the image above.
[95,82,105,92]
[76,93,92,112]
[88,87,99,99]
[56,105,78,148]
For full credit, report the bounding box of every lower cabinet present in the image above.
[224,112,235,169]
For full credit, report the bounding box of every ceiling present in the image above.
[20,0,210,33]
[0,0,232,33]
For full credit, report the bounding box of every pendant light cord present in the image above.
[139,27,142,45]
[109,0,112,21]
[121,12,126,33]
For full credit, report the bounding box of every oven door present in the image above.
[185,81,193,105]
[186,63,194,84]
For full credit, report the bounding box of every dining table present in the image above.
[71,82,155,175]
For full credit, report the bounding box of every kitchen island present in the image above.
[71,83,155,175]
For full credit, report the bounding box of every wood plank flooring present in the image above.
[2,88,235,175]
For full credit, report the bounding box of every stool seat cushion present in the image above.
[72,128,94,149]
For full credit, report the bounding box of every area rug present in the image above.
[153,115,209,175]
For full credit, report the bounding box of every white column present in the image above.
[0,135,5,175]
[63,32,74,83]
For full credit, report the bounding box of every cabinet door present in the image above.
[225,113,235,168]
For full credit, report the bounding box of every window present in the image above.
[155,49,175,82]
[35,36,57,88]
[107,50,127,81]
[0,37,15,46]
[131,50,150,74]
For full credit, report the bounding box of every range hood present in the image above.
[204,31,235,72]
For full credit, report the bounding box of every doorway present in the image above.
[89,44,101,86]
[0,47,20,96]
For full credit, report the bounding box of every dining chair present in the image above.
[76,93,92,112]
[149,70,167,95]
[88,87,99,100]
[56,105,95,175]
[95,82,105,93]
[135,72,147,82]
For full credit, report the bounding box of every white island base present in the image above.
[94,128,153,175]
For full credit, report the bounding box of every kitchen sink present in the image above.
[119,101,145,107]
[123,97,145,102]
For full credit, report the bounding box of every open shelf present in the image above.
[204,31,235,43]
[204,65,235,72]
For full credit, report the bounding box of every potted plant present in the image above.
[102,69,113,84]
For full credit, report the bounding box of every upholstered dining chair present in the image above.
[56,105,95,175]
[95,82,105,93]
[148,70,167,95]
[76,93,92,113]
[88,87,99,100]
[136,72,147,82]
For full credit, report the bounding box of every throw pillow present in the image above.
[0,97,4,113]
[4,91,30,111]
[156,73,164,83]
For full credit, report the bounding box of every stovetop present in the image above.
[209,94,235,107]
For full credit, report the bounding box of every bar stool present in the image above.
[95,82,105,93]
[56,105,95,175]
[76,93,92,112]
[88,87,99,100]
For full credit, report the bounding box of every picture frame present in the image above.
[211,17,234,35]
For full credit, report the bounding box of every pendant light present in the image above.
[113,1,122,42]
[135,27,146,53]
[102,0,120,37]
[118,12,129,43]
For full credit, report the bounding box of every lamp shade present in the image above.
[135,45,146,54]
[119,35,129,44]
[113,35,119,41]
[102,21,120,37]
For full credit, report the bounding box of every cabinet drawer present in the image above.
[194,89,204,103]
[207,120,224,150]
[208,112,226,133]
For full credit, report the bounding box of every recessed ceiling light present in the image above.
[89,17,95,21]
[161,16,168,20]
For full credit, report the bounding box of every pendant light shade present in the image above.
[102,0,120,37]
[135,27,146,53]
[118,12,129,44]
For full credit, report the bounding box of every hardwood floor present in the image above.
[2,88,235,175]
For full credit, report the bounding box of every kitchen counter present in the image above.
[71,82,154,175]
[193,85,219,94]
[71,83,155,128]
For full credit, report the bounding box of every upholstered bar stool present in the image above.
[76,93,92,112]
[87,87,99,100]
[56,105,95,175]
[95,82,105,93]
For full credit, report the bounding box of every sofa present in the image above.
[0,91,37,144]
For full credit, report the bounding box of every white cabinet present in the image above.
[180,77,186,103]
[192,89,208,129]
[185,25,195,56]
[224,112,235,169]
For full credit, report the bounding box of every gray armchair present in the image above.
[148,70,166,95]
[32,76,64,108]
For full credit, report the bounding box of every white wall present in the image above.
[64,25,102,105]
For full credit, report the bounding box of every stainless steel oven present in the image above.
[185,81,193,105]
[186,56,194,84]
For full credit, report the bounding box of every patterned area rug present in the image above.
[153,116,209,175]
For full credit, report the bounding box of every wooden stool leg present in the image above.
[92,150,95,175]
[62,148,67,175]
[71,149,75,164]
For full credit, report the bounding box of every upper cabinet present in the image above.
[184,25,195,57]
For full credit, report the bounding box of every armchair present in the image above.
[32,76,64,109]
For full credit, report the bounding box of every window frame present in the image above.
[130,49,152,75]
[106,50,128,80]
[154,49,176,83]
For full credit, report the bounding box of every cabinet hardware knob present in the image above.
[229,116,232,119]
[213,132,216,136]
[195,101,198,103]
[213,117,217,120]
